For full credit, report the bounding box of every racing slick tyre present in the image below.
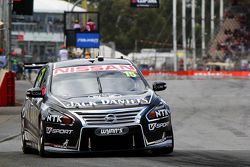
[151,144,174,155]
[21,118,33,154]
[38,119,46,157]
[151,130,174,155]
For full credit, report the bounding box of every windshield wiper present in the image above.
[61,94,98,100]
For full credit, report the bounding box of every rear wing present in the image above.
[24,62,47,69]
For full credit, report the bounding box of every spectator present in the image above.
[58,45,68,61]
[85,19,96,32]
[224,10,230,18]
[230,0,238,6]
[73,19,81,31]
[84,51,91,59]
[178,58,184,71]
[47,19,53,33]
[16,62,24,80]
[12,57,18,73]
[0,55,6,69]
[26,69,32,80]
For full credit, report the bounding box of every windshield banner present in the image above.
[53,65,136,76]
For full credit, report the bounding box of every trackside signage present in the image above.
[53,65,136,76]
[76,33,100,48]
[130,0,159,8]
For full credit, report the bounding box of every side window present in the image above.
[40,67,49,88]
[33,70,42,88]
[33,67,47,88]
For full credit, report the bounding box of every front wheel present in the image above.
[151,145,174,155]
[152,130,174,155]
[38,119,46,157]
[21,118,33,154]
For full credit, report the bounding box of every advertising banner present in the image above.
[76,33,100,48]
[130,0,159,8]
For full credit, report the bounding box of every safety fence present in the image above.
[142,70,250,80]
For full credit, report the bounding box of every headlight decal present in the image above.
[46,114,63,123]
[61,115,74,124]
[146,102,170,122]
[44,108,74,125]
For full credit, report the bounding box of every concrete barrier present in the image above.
[0,70,15,106]
[142,70,250,79]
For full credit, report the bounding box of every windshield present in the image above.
[51,68,147,98]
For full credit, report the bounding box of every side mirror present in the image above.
[153,82,167,91]
[26,88,44,98]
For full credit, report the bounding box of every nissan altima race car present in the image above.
[21,57,174,156]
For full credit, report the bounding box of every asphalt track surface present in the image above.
[0,79,250,167]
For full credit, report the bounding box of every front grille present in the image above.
[74,108,144,126]
[80,126,145,151]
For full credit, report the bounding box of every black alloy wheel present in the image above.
[38,119,46,157]
[151,129,174,155]
[21,118,33,154]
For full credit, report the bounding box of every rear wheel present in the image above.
[38,119,46,157]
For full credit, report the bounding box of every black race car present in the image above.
[21,57,174,156]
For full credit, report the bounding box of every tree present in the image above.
[97,0,173,54]
[67,0,227,55]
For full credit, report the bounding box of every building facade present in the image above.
[11,0,85,63]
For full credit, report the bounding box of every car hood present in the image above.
[51,89,155,109]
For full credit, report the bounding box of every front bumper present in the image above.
[44,124,173,153]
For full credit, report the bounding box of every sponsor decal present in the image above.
[30,90,42,96]
[62,139,69,148]
[131,0,159,8]
[147,109,169,121]
[104,114,117,123]
[123,71,137,78]
[76,33,100,48]
[53,65,136,76]
[66,101,97,108]
[148,122,168,131]
[95,127,129,136]
[65,98,149,108]
[46,127,73,135]
[46,115,62,123]
[88,94,122,99]
[101,98,149,105]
